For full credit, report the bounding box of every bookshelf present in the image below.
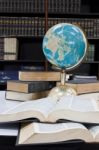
[0,0,99,88]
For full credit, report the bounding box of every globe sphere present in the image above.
[43,23,87,70]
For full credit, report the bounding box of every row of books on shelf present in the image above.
[2,71,99,144]
[47,18,98,38]
[0,0,81,13]
[0,17,98,38]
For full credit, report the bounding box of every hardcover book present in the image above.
[17,122,99,145]
[56,80,99,94]
[19,71,61,81]
[0,93,99,123]
[5,90,49,101]
[7,80,51,93]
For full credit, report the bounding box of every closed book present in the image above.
[19,71,61,81]
[57,80,99,94]
[5,90,49,101]
[4,38,18,60]
[0,71,18,83]
[7,80,50,93]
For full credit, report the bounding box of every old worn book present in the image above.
[1,92,99,123]
[5,90,49,101]
[19,71,61,81]
[56,80,99,94]
[7,80,51,93]
[4,38,18,60]
[17,122,99,144]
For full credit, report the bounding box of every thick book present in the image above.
[1,92,99,123]
[19,71,61,81]
[7,80,51,93]
[5,90,49,101]
[56,80,99,94]
[17,122,99,145]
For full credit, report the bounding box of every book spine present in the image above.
[85,44,95,62]
[0,16,41,37]
[0,38,4,60]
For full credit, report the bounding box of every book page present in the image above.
[33,122,87,133]
[2,97,58,118]
[54,94,99,112]
[18,122,93,144]
[77,93,99,102]
[0,91,20,113]
[46,93,99,123]
[89,125,99,139]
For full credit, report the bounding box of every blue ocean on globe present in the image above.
[42,23,87,70]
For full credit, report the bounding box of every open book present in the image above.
[17,122,99,144]
[0,92,99,123]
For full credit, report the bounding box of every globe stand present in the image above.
[48,69,77,99]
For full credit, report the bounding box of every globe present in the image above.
[42,23,87,70]
[42,23,87,98]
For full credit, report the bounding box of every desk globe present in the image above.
[42,23,87,98]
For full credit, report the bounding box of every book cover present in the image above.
[7,80,51,93]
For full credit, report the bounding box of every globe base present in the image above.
[48,85,77,99]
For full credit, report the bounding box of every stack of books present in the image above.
[3,72,99,145]
[6,80,51,101]
[5,71,61,101]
